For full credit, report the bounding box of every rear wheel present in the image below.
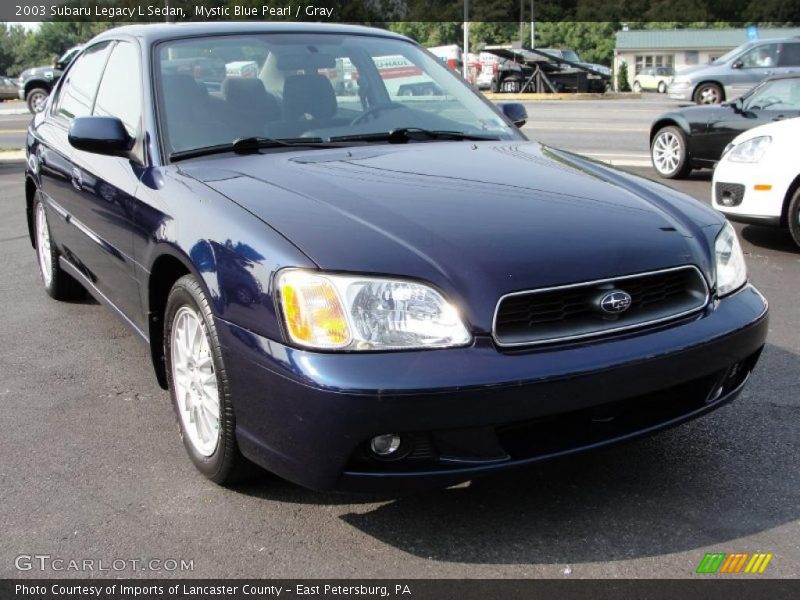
[164,274,256,484]
[632,81,642,93]
[33,193,84,300]
[694,82,723,104]
[787,187,800,249]
[651,126,691,179]
[26,87,49,113]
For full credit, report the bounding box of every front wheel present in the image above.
[164,275,256,484]
[694,82,723,104]
[26,87,49,113]
[651,126,691,179]
[658,81,667,94]
[787,187,800,249]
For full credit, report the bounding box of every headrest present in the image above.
[282,74,337,120]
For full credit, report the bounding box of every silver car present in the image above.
[668,37,800,104]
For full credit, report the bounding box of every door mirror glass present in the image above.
[68,116,133,156]
[498,102,528,127]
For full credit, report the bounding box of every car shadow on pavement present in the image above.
[741,225,799,254]
[238,342,799,565]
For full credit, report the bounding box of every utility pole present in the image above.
[463,0,469,79]
[530,0,536,48]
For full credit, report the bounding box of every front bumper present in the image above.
[713,159,786,225]
[667,83,693,101]
[217,285,768,492]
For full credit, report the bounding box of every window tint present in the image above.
[55,42,111,121]
[94,41,141,136]
[779,42,800,67]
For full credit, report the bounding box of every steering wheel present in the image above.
[350,102,404,126]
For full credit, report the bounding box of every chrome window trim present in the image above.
[491,265,711,348]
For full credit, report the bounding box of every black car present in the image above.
[26,23,767,492]
[650,74,800,179]
[17,45,83,113]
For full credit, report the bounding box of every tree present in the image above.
[617,60,631,91]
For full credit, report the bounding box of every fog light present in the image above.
[370,434,402,457]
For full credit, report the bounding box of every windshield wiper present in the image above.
[169,136,333,162]
[329,128,501,144]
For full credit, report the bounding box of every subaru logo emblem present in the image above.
[598,290,632,314]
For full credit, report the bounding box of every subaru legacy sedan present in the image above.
[25,23,768,492]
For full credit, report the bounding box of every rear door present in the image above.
[44,41,113,269]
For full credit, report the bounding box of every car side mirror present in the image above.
[731,97,744,113]
[68,117,133,157]
[732,60,743,69]
[498,102,528,127]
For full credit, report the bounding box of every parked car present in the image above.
[712,116,800,247]
[651,74,800,178]
[18,45,83,113]
[26,23,767,492]
[0,76,19,101]
[633,66,675,93]
[668,37,800,104]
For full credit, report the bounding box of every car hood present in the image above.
[674,63,720,79]
[184,141,720,333]
[21,66,57,80]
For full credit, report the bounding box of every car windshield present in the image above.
[156,33,519,156]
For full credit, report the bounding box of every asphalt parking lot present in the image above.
[1,97,798,579]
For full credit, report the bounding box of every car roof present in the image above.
[91,22,410,45]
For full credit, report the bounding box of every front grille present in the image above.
[493,266,709,347]
[715,182,745,207]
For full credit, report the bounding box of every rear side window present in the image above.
[779,42,800,67]
[94,41,142,137]
[54,42,112,121]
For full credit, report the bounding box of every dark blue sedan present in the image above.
[25,23,768,492]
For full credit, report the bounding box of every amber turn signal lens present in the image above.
[278,271,351,349]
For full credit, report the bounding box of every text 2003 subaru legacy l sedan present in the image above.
[25,23,767,492]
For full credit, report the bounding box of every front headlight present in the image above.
[726,135,771,163]
[714,222,747,297]
[276,269,471,351]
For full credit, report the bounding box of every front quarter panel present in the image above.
[132,165,316,343]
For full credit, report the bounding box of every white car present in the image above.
[712,116,800,248]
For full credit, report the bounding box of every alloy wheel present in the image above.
[170,306,221,457]
[30,91,47,112]
[652,131,682,175]
[35,201,53,287]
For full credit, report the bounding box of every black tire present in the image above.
[163,274,257,485]
[632,81,642,93]
[650,125,692,179]
[787,187,800,249]
[694,82,724,105]
[32,192,84,300]
[657,81,667,94]
[26,87,49,113]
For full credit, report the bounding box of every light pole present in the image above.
[530,0,536,48]
[463,0,469,79]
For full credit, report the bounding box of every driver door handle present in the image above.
[71,167,83,191]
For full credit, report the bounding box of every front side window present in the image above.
[156,33,519,156]
[744,78,800,111]
[54,42,112,121]
[94,41,142,137]
[740,43,778,68]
